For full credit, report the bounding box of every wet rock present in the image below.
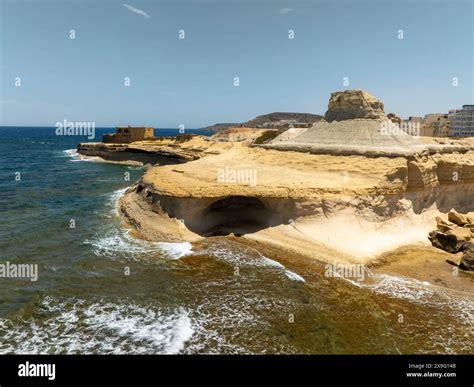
[428,230,466,253]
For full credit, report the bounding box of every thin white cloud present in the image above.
[123,4,150,18]
[279,7,293,15]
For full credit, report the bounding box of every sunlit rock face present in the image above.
[324,90,386,122]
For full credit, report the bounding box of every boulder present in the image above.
[446,228,472,242]
[448,209,468,226]
[428,230,466,253]
[435,216,454,232]
[459,243,474,271]
[324,90,386,122]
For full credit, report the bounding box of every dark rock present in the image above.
[462,243,474,253]
[428,230,466,253]
[459,244,474,271]
[445,259,459,267]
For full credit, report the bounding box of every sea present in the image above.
[0,127,472,354]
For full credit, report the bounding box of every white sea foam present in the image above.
[331,271,364,288]
[87,189,194,260]
[204,241,304,282]
[284,270,305,282]
[63,149,77,157]
[63,148,103,162]
[85,233,150,258]
[157,242,193,259]
[108,188,128,203]
[106,187,128,215]
[338,272,474,327]
[85,228,193,261]
[0,297,194,354]
[183,290,297,354]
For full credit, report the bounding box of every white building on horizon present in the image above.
[449,105,474,137]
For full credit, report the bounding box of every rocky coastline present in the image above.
[79,90,474,294]
[76,135,230,166]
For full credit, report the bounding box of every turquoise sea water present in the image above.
[0,127,472,354]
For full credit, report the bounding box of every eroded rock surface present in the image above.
[324,90,385,122]
[77,136,231,165]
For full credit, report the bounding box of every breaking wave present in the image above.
[63,149,103,162]
[0,297,194,354]
[84,229,193,261]
[199,240,305,282]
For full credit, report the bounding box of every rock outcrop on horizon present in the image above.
[200,122,238,131]
[324,90,386,122]
[201,112,323,131]
[243,112,323,128]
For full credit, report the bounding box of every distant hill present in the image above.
[200,122,239,131]
[201,112,323,131]
[243,112,323,128]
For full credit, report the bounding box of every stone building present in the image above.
[103,126,154,143]
[449,105,474,137]
[423,113,449,137]
[406,116,425,136]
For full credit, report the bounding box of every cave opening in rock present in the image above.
[198,196,272,236]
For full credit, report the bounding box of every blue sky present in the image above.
[0,0,473,128]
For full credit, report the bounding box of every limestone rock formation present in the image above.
[446,228,472,242]
[448,209,469,226]
[324,90,385,122]
[77,136,231,165]
[387,113,402,124]
[435,216,454,232]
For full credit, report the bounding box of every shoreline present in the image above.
[117,190,474,295]
[66,149,147,167]
[85,119,474,297]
